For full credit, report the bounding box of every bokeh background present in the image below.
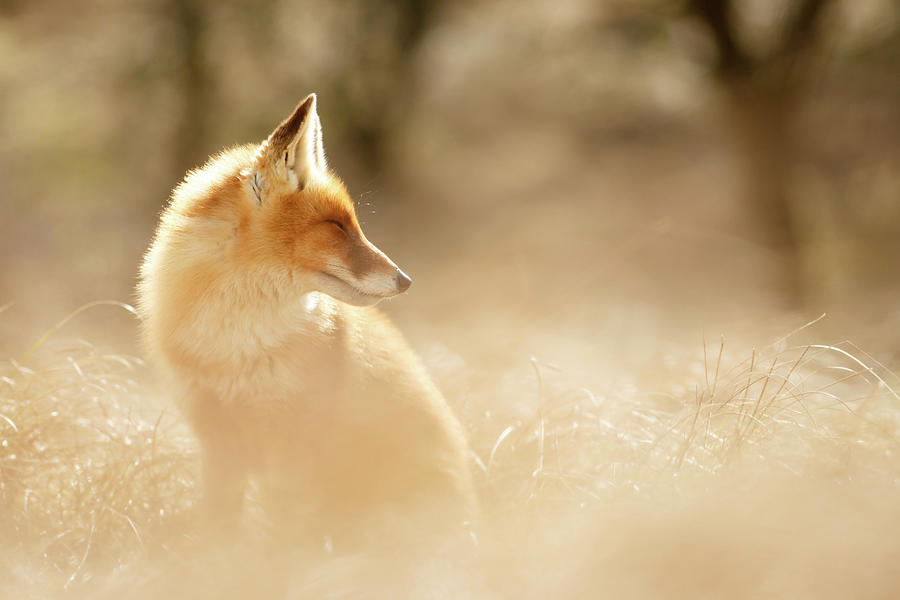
[2,0,899,365]
[2,0,900,596]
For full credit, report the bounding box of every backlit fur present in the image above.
[137,95,475,551]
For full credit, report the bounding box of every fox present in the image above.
[137,94,475,552]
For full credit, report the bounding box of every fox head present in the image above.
[243,94,411,307]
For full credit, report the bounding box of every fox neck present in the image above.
[177,265,337,368]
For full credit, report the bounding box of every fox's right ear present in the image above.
[257,94,326,194]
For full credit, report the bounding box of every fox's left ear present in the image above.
[262,93,327,191]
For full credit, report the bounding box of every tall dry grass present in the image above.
[2,304,899,598]
[0,302,196,596]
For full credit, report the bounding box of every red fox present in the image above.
[137,94,474,551]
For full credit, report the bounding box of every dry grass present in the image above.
[0,302,197,596]
[2,304,900,598]
[472,319,900,511]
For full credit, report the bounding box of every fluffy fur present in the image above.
[137,94,474,551]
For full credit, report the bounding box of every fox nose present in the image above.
[396,271,412,293]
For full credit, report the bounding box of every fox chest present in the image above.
[208,342,353,411]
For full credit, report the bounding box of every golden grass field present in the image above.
[3,301,899,598]
[2,3,899,597]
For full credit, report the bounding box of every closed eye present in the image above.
[325,219,347,234]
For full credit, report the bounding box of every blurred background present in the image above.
[3,2,900,596]
[1,0,899,368]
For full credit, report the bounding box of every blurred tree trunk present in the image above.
[688,0,833,307]
[169,0,212,175]
[723,76,801,304]
[333,0,441,173]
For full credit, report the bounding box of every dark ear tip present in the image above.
[299,93,317,114]
[297,94,315,116]
[269,93,318,152]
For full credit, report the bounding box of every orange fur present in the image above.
[137,95,474,551]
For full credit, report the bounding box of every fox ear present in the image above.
[264,93,326,190]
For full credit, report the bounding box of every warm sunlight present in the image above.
[2,1,899,598]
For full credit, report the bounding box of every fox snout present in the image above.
[396,270,412,293]
[314,236,412,307]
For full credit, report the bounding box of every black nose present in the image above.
[396,271,412,293]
